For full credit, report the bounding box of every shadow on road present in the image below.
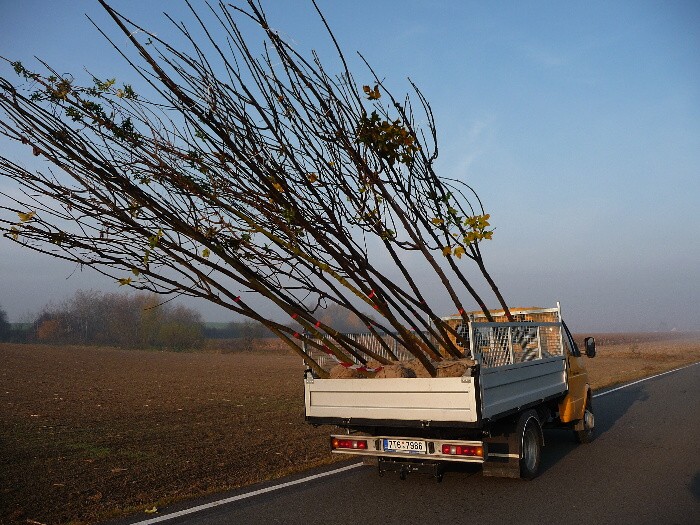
[538,384,649,475]
[689,472,700,501]
[594,384,649,437]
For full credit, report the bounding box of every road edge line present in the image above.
[593,361,700,399]
[129,462,363,524]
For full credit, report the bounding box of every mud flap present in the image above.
[482,410,543,479]
[482,430,521,478]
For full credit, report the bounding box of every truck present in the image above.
[303,304,596,480]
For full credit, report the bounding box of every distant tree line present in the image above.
[0,296,370,350]
[28,290,204,350]
[202,303,368,342]
[0,305,11,342]
[203,321,271,341]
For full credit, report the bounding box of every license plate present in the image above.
[383,439,426,454]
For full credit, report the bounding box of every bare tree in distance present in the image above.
[0,0,512,377]
[31,289,204,350]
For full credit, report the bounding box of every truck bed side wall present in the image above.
[479,356,567,420]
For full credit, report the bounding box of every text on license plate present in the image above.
[383,439,426,454]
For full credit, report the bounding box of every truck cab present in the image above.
[559,322,596,442]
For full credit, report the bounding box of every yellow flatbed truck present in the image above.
[304,304,596,480]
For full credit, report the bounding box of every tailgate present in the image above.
[304,376,478,424]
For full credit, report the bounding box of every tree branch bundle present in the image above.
[0,1,512,377]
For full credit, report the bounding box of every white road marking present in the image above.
[129,463,363,524]
[130,360,699,524]
[593,361,699,399]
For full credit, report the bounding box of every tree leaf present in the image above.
[17,211,35,222]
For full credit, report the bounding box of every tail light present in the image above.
[441,444,484,457]
[331,437,368,450]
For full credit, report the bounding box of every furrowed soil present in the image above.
[2,333,699,524]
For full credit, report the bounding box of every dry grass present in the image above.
[1,332,698,524]
[574,332,700,389]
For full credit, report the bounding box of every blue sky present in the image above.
[0,1,698,331]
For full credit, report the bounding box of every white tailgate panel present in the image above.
[305,377,477,422]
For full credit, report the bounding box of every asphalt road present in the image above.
[121,364,700,525]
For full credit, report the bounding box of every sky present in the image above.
[0,0,698,332]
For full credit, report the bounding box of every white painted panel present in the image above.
[305,377,478,423]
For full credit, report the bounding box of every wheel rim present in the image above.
[522,425,538,472]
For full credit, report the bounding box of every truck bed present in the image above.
[304,355,567,427]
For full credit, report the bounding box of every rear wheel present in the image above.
[519,414,542,480]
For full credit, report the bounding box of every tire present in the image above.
[519,413,542,480]
[575,400,595,444]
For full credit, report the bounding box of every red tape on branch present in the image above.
[234,296,241,303]
[458,308,465,315]
[291,313,299,319]
[293,332,301,339]
[314,321,321,328]
[368,289,376,299]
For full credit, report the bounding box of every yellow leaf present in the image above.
[17,211,35,222]
[464,232,477,244]
[131,268,140,276]
[202,248,211,258]
[144,506,158,514]
[306,172,318,183]
[118,277,132,286]
[454,246,465,259]
[442,246,452,257]
[431,218,444,226]
[363,84,381,100]
[10,226,19,240]
[272,182,284,192]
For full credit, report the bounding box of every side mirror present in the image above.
[584,337,596,358]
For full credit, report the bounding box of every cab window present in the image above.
[562,322,581,357]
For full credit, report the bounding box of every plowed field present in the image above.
[1,333,698,524]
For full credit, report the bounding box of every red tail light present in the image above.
[441,443,483,457]
[331,438,368,450]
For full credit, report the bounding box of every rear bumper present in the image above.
[330,434,486,464]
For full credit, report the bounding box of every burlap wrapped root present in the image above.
[328,358,475,379]
[328,360,417,378]
[328,364,365,378]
